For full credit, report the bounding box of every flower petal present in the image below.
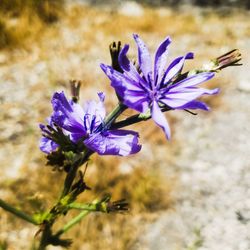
[100,64,149,112]
[178,100,210,111]
[51,91,88,142]
[161,86,219,108]
[163,52,194,85]
[118,44,141,82]
[40,137,58,154]
[151,101,171,139]
[154,36,171,86]
[122,90,150,113]
[133,34,153,82]
[51,92,86,128]
[171,72,215,89]
[84,94,106,133]
[100,64,143,92]
[52,91,73,114]
[84,130,141,156]
[98,92,105,102]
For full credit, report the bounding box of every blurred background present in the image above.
[0,1,250,249]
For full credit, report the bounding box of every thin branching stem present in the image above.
[59,151,91,199]
[55,200,99,237]
[0,199,38,225]
[111,106,172,129]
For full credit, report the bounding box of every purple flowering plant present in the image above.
[101,35,219,139]
[0,35,241,249]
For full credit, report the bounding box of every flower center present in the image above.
[149,90,158,101]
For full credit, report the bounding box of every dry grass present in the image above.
[0,0,64,49]
[0,19,14,49]
[0,0,64,22]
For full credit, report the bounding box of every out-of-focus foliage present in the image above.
[0,0,64,49]
[193,0,250,8]
[89,158,173,212]
[88,0,250,9]
[0,240,8,250]
[0,0,65,23]
[0,19,14,49]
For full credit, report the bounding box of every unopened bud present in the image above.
[97,196,129,213]
[109,41,123,73]
[203,49,242,71]
[70,79,81,103]
[106,199,129,213]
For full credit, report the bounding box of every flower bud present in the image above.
[70,79,81,103]
[203,49,242,71]
[109,41,123,73]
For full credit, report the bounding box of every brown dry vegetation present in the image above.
[0,0,64,49]
[0,2,249,250]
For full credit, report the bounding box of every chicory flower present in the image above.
[40,92,141,156]
[100,34,219,139]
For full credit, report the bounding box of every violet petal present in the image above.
[40,137,58,154]
[154,36,171,86]
[84,130,141,156]
[163,52,194,84]
[161,86,219,108]
[118,44,141,82]
[133,34,153,82]
[179,100,210,111]
[151,101,171,139]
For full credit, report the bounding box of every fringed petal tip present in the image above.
[164,35,172,43]
[100,63,110,74]
[120,44,130,55]
[97,92,105,102]
[185,52,194,59]
[132,33,139,40]
[51,91,73,114]
[100,63,107,72]
[201,87,220,96]
[180,100,210,111]
[100,64,116,81]
[39,123,46,130]
[212,88,220,95]
[118,44,130,70]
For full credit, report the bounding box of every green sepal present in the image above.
[138,109,151,119]
[33,211,54,224]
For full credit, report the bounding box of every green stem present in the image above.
[67,202,107,213]
[59,151,91,199]
[111,106,171,129]
[55,200,99,237]
[103,102,127,129]
[0,199,38,225]
[55,210,90,236]
[59,162,80,199]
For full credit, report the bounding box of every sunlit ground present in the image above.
[0,1,249,249]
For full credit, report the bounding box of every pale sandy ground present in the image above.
[0,1,250,249]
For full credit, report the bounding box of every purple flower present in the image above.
[40,91,141,156]
[100,34,219,139]
[39,120,59,154]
